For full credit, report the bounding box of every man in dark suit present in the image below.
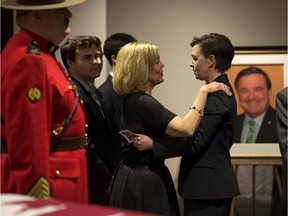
[234,106,277,143]
[99,33,136,156]
[233,67,277,143]
[233,67,280,216]
[60,36,119,205]
[276,87,287,216]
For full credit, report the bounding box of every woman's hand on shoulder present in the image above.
[201,82,232,96]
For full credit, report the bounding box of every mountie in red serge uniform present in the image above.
[1,28,89,203]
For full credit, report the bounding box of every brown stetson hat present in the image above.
[1,0,85,10]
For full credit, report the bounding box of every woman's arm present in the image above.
[132,87,230,151]
[165,82,231,137]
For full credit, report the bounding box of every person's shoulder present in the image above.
[3,36,41,57]
[234,113,245,126]
[127,92,153,104]
[70,76,85,92]
[26,40,41,56]
[207,89,230,104]
[136,92,153,101]
[236,112,245,119]
[2,41,45,73]
[277,87,288,99]
[137,93,164,109]
[99,79,112,92]
[266,105,276,114]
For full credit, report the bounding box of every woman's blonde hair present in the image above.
[113,42,158,95]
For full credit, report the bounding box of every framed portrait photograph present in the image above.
[228,47,287,152]
[228,47,287,115]
[228,48,287,216]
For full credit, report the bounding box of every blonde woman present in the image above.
[109,42,231,216]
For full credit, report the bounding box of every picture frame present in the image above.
[234,46,287,55]
[228,48,287,115]
[228,47,287,154]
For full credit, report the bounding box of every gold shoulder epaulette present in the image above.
[27,176,50,199]
[27,40,41,55]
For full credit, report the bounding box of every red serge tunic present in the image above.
[1,29,88,203]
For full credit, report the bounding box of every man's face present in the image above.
[39,8,72,44]
[236,74,271,118]
[69,44,103,83]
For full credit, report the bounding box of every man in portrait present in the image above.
[233,66,280,216]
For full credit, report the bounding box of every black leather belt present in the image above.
[1,135,87,154]
[50,135,87,152]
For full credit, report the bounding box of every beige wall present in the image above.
[106,0,287,116]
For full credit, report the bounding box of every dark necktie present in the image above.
[88,84,105,118]
[246,120,256,143]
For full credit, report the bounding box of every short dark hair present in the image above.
[190,33,234,73]
[60,35,101,70]
[104,33,137,66]
[234,67,272,90]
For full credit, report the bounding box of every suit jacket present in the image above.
[70,76,118,203]
[153,74,240,200]
[276,87,287,216]
[233,106,278,143]
[99,74,122,162]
